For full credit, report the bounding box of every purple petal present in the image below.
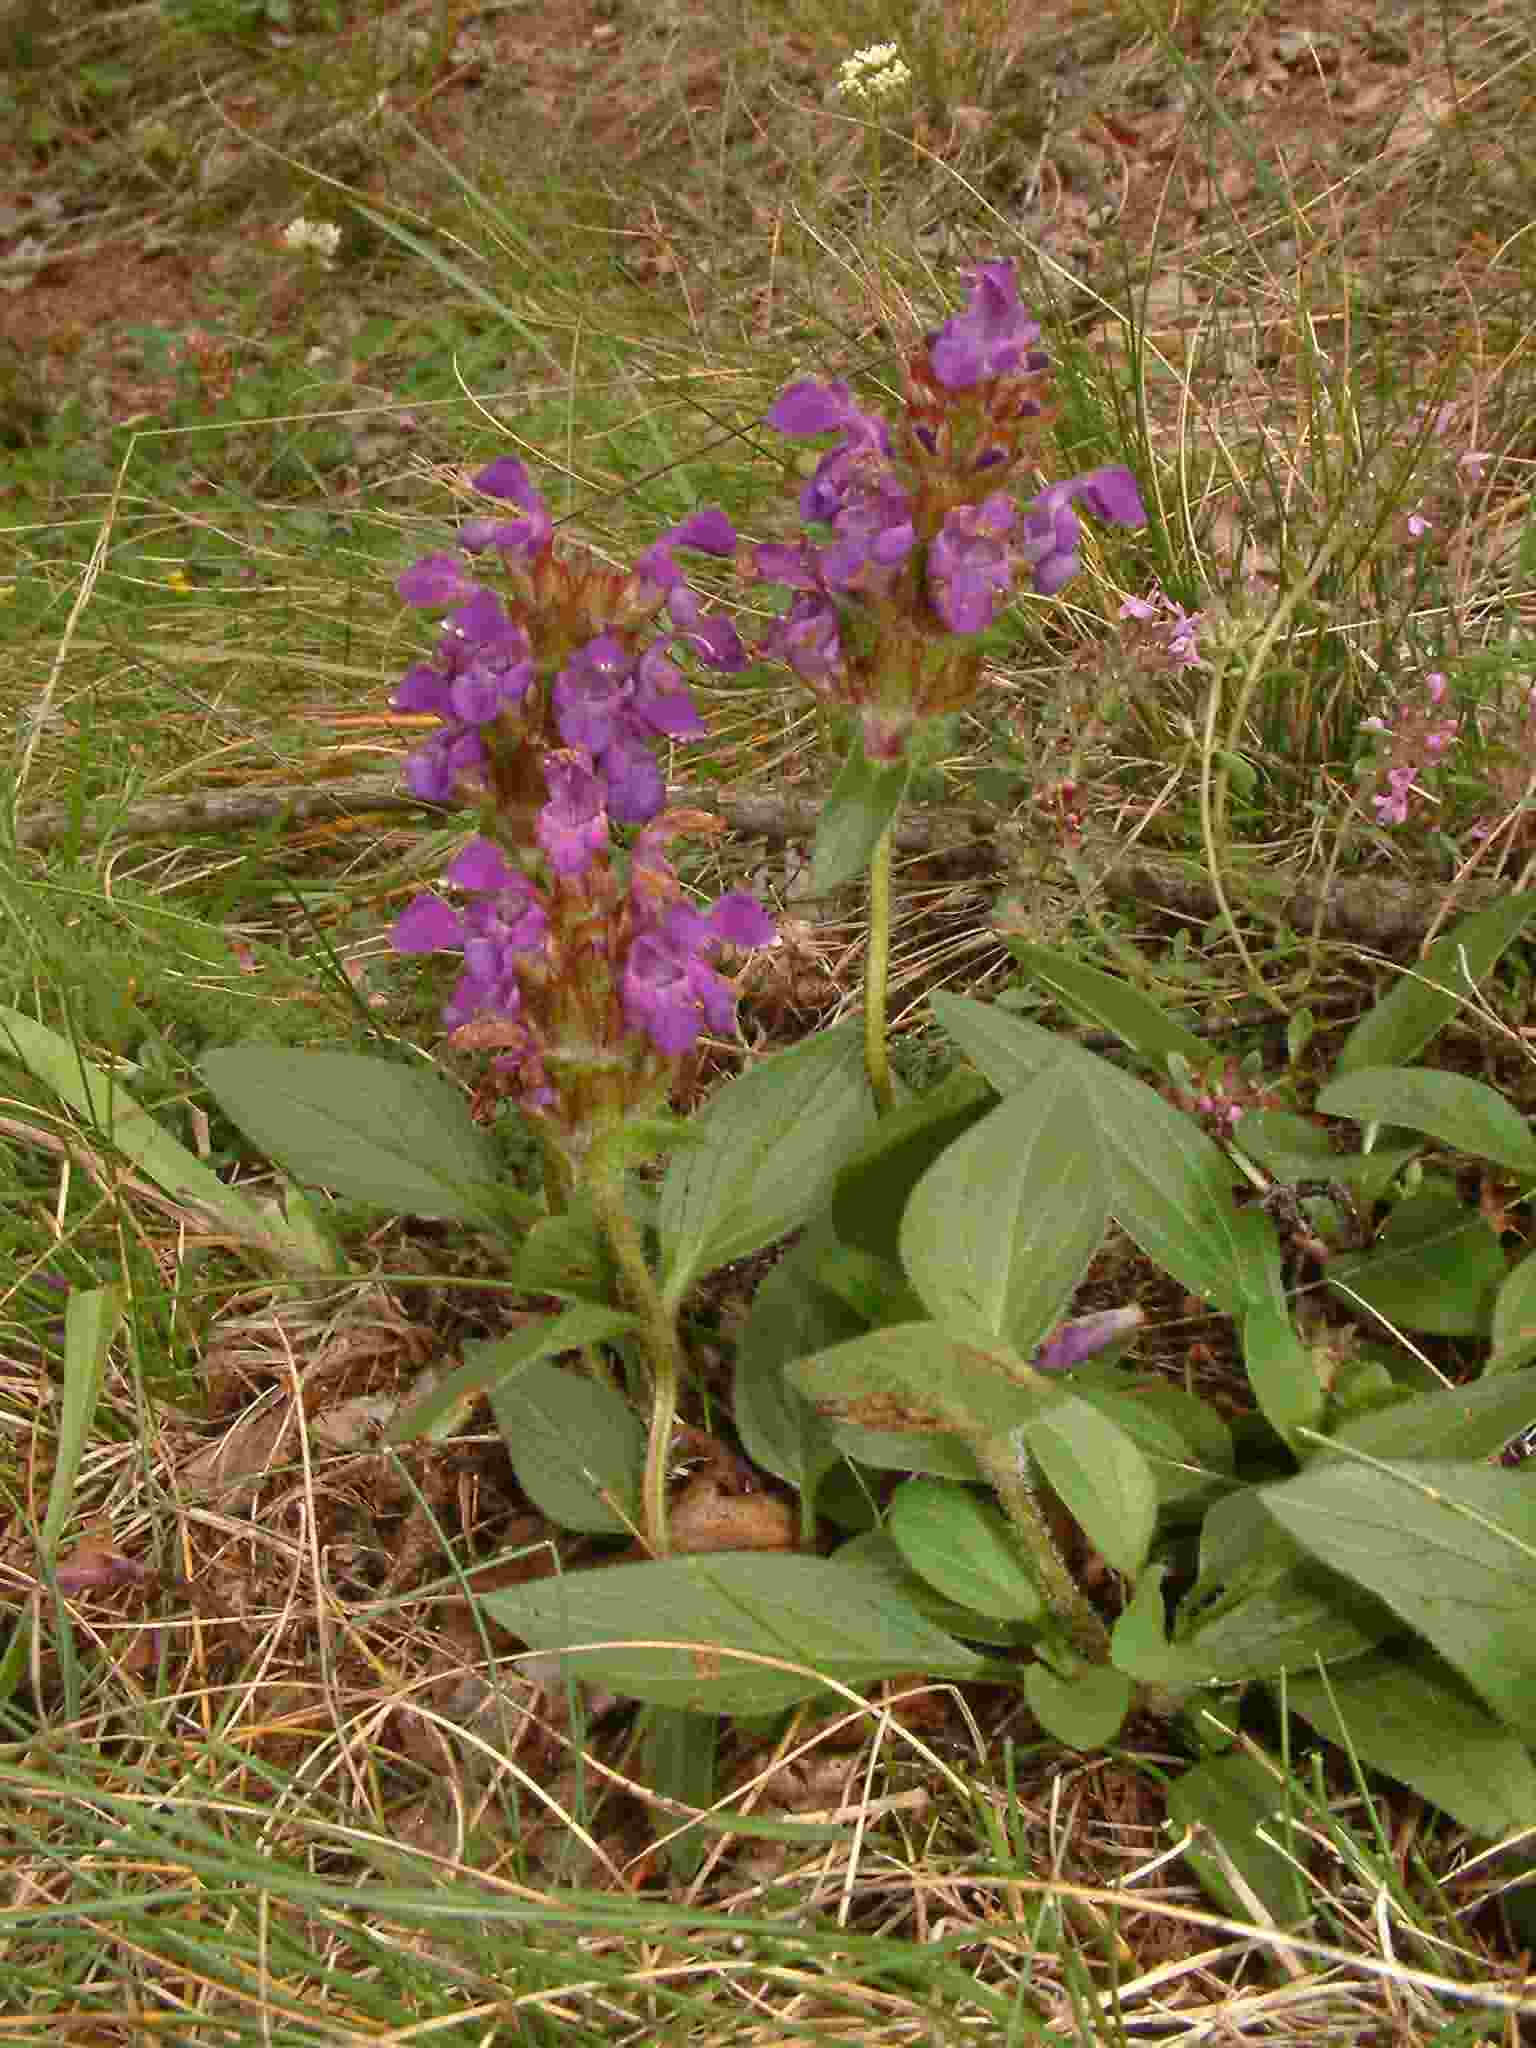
[1032,1306,1144,1374]
[767,379,856,435]
[446,837,518,892]
[667,506,736,555]
[602,738,666,824]
[709,892,776,947]
[392,893,464,953]
[398,554,479,608]
[394,663,454,715]
[1076,465,1148,528]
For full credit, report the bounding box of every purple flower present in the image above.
[927,491,1017,632]
[926,261,1045,391]
[1032,1306,1144,1374]
[397,553,481,609]
[392,838,549,1028]
[394,591,534,803]
[465,457,553,561]
[553,632,706,824]
[761,592,842,682]
[621,894,774,1057]
[1019,465,1146,596]
[537,752,609,878]
[634,506,738,592]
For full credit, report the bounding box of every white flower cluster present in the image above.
[282,217,341,260]
[836,42,911,103]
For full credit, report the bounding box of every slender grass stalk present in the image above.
[864,823,897,1112]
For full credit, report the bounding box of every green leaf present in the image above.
[509,1201,618,1306]
[1020,1396,1157,1578]
[0,1007,311,1268]
[1074,1384,1233,1511]
[479,1553,988,1714]
[640,1707,717,1880]
[816,1245,928,1330]
[386,1305,638,1444]
[835,1529,1031,1647]
[1166,1752,1310,1925]
[1233,1109,1416,1205]
[200,1047,514,1230]
[1281,1649,1536,1838]
[930,996,1249,1314]
[658,1023,874,1306]
[899,1075,1109,1355]
[832,1069,997,1263]
[1317,1067,1536,1176]
[1262,1459,1536,1741]
[42,1288,121,1555]
[1111,1565,1192,1684]
[1024,1661,1134,1750]
[1243,1303,1326,1442]
[1490,1249,1536,1374]
[787,1322,1050,1443]
[811,749,910,893]
[1172,1490,1394,1680]
[1326,1187,1505,1337]
[1328,1369,1536,1465]
[731,1220,851,1504]
[887,1477,1045,1622]
[1334,895,1536,1075]
[491,1359,647,1535]
[828,1425,985,1481]
[1009,944,1209,1065]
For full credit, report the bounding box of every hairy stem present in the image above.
[972,1437,1110,1664]
[865,823,896,1113]
[586,1163,684,1557]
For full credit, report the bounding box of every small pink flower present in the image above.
[1407,510,1432,539]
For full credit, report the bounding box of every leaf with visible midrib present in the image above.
[1262,1459,1536,1742]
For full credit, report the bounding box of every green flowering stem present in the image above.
[972,1436,1110,1664]
[586,1157,683,1557]
[864,823,897,1113]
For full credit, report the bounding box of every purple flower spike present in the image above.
[1032,1305,1144,1374]
[398,554,481,609]
[927,260,1043,391]
[537,752,610,878]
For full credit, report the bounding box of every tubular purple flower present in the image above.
[397,553,481,609]
[927,260,1044,390]
[621,894,772,1057]
[1020,465,1146,596]
[536,753,609,878]
[762,592,842,682]
[469,457,553,559]
[1032,1305,1144,1374]
[927,491,1018,633]
[767,380,864,436]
